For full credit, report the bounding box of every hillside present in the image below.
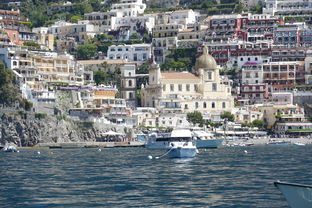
[0,0,247,28]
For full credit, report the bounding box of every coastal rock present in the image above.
[0,113,128,147]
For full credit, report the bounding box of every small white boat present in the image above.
[274,181,312,208]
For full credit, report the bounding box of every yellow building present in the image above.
[141,46,234,114]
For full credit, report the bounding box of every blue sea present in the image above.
[1,146,312,208]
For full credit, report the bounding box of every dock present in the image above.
[26,141,145,149]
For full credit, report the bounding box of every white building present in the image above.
[263,0,312,15]
[107,43,152,61]
[48,21,96,43]
[111,0,146,17]
[169,10,198,26]
[270,92,293,105]
[232,107,263,124]
[141,46,234,114]
[84,11,123,32]
[112,15,155,39]
[241,63,264,84]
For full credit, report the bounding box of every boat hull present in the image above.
[168,147,197,158]
[274,181,312,208]
[195,139,223,148]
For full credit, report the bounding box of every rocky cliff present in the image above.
[0,112,128,147]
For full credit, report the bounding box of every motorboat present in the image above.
[145,129,197,158]
[192,130,223,148]
[274,181,312,208]
[167,140,197,158]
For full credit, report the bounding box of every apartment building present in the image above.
[152,23,185,62]
[111,0,146,17]
[107,43,152,61]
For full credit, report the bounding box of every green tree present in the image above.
[69,15,82,23]
[187,111,203,125]
[220,111,234,122]
[76,44,97,60]
[130,33,139,40]
[0,61,13,86]
[250,4,262,14]
[234,3,245,13]
[137,62,150,74]
[93,70,108,85]
[251,119,265,129]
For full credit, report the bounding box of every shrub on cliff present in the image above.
[0,61,20,105]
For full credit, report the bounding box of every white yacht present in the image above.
[145,129,197,158]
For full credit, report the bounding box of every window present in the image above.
[163,84,166,91]
[212,102,215,108]
[128,72,131,76]
[170,84,174,91]
[195,102,199,109]
[186,84,190,91]
[208,72,212,80]
[194,84,198,92]
[178,84,182,91]
[185,104,188,109]
[13,61,17,66]
[203,102,207,108]
[212,83,217,91]
[222,102,226,108]
[128,80,132,87]
[129,92,133,99]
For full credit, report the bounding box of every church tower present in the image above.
[195,45,220,82]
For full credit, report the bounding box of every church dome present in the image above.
[195,45,217,71]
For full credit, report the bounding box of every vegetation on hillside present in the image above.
[2,0,113,28]
[0,61,33,110]
[161,48,197,72]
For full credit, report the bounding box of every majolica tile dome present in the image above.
[195,45,217,72]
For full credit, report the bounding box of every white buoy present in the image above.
[98,148,101,152]
[17,150,20,153]
[196,149,199,154]
[244,150,248,154]
[155,156,159,159]
[37,151,40,155]
[148,155,153,160]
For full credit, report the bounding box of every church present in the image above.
[141,46,234,115]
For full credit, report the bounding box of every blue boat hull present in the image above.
[168,147,197,158]
[196,139,223,149]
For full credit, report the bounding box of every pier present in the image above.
[23,141,145,149]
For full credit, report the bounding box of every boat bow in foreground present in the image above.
[274,181,312,208]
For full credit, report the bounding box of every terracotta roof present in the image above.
[161,72,199,80]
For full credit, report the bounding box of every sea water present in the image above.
[1,146,311,207]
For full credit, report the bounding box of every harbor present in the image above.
[1,145,311,208]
